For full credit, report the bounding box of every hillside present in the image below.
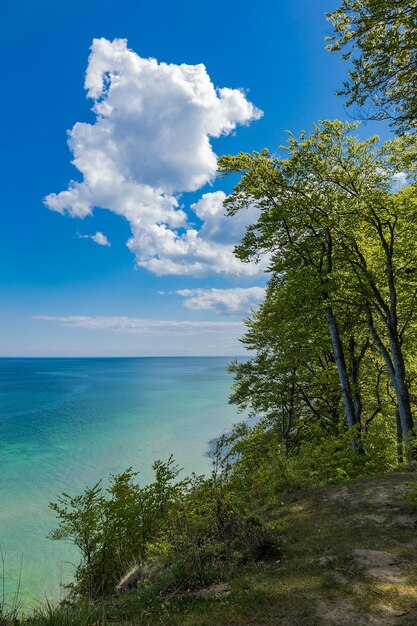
[15,469,417,626]
[136,470,417,626]
[129,470,417,626]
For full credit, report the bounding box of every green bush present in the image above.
[48,449,281,603]
[49,457,185,599]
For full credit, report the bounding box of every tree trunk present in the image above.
[395,410,403,464]
[325,305,360,450]
[365,305,416,461]
[387,327,415,460]
[393,377,414,459]
[348,336,365,428]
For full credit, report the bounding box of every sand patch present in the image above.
[351,548,406,583]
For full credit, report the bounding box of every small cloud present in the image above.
[78,231,111,246]
[176,287,265,315]
[91,231,111,246]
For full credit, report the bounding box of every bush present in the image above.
[49,457,185,599]
[49,449,281,602]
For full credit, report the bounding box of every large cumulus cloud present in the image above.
[45,38,263,275]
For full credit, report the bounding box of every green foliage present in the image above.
[8,471,417,626]
[222,418,396,500]
[48,451,281,603]
[49,457,184,599]
[220,121,417,460]
[285,424,396,487]
[161,467,281,591]
[327,0,417,132]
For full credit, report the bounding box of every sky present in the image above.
[0,0,383,356]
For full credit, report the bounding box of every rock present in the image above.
[116,562,165,593]
[116,564,143,593]
[317,598,407,625]
[327,486,350,501]
[352,548,401,568]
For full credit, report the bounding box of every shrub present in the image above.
[49,457,185,599]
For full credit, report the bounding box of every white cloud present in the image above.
[78,231,111,246]
[45,38,263,276]
[176,286,265,315]
[191,191,261,245]
[91,231,111,246]
[34,315,243,335]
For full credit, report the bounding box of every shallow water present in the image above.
[0,357,241,606]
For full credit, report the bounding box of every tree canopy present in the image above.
[327,0,417,132]
[219,121,417,460]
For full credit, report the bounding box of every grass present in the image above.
[3,469,417,625]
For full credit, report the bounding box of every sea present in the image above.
[0,357,242,607]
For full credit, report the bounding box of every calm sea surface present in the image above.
[0,357,240,606]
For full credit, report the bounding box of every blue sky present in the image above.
[0,0,381,356]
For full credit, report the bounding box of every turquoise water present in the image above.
[0,357,240,607]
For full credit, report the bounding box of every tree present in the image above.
[219,121,417,458]
[327,0,417,132]
[229,269,347,456]
[219,145,358,446]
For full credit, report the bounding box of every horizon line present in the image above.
[0,354,246,359]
